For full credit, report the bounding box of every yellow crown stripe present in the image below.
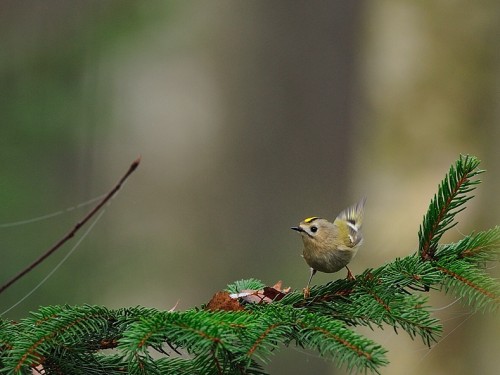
[304,216,319,223]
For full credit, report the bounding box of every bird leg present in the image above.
[345,266,355,280]
[304,268,317,298]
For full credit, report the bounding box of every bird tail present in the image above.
[336,197,366,245]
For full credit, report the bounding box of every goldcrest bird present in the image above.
[291,198,366,298]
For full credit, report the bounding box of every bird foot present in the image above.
[303,287,311,299]
[346,268,356,280]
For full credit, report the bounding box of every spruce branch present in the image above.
[292,310,388,373]
[0,155,498,374]
[281,263,443,347]
[418,155,483,260]
[435,259,499,312]
[437,227,500,263]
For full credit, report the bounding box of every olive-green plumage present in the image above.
[291,198,366,297]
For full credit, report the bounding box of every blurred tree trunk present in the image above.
[361,2,500,375]
[0,0,150,317]
[207,2,365,374]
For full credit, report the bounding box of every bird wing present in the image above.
[334,198,366,247]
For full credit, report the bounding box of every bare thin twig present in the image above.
[0,156,141,295]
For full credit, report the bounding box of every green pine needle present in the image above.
[226,279,266,294]
[436,226,500,263]
[418,155,484,260]
[435,260,500,312]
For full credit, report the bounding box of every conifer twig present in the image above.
[0,156,141,295]
[418,155,483,260]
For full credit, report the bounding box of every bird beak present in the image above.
[291,226,303,232]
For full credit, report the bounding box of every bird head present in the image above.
[291,216,333,246]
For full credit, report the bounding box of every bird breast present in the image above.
[303,244,358,273]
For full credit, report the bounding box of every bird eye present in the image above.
[310,226,318,233]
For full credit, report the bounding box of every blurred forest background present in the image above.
[1,1,499,374]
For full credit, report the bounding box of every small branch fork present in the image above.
[0,156,141,295]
